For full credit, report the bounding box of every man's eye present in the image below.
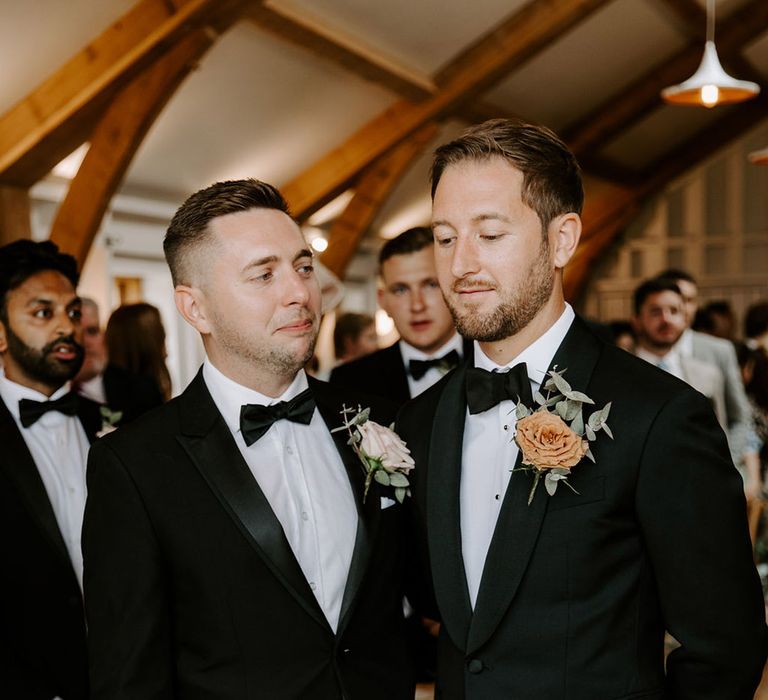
[33,308,52,319]
[297,264,314,276]
[390,286,408,296]
[69,309,82,321]
[435,236,454,247]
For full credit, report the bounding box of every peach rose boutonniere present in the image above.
[513,368,612,505]
[333,405,415,504]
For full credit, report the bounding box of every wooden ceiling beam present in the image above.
[653,0,706,41]
[319,123,439,277]
[564,0,768,157]
[281,0,612,219]
[0,0,249,187]
[49,30,214,267]
[0,186,32,245]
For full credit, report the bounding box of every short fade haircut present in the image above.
[0,240,79,321]
[378,226,433,268]
[633,277,682,315]
[164,178,291,286]
[333,312,374,358]
[430,119,584,228]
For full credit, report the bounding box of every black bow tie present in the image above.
[239,389,316,446]
[465,363,533,415]
[409,349,461,380]
[19,392,79,428]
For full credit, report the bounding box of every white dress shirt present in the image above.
[461,304,575,607]
[0,371,90,590]
[202,360,357,632]
[400,332,465,398]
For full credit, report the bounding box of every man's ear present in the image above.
[550,213,582,269]
[174,285,211,335]
[0,318,7,353]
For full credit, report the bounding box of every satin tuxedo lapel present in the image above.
[176,372,329,632]
[308,377,380,634]
[0,396,71,567]
[428,365,473,649]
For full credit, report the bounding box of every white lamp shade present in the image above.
[662,41,760,107]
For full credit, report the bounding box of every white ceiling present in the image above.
[2,0,768,252]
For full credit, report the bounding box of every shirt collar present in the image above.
[399,332,464,363]
[473,303,575,387]
[202,359,308,438]
[0,369,72,422]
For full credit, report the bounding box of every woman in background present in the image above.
[106,302,172,402]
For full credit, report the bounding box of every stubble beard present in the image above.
[4,323,84,388]
[446,237,555,342]
[212,310,318,379]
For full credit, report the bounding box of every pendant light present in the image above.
[661,0,760,108]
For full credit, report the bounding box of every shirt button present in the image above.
[301,511,309,522]
[309,581,317,591]
[503,424,509,431]
[467,658,484,674]
[286,445,294,455]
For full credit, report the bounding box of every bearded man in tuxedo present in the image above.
[83,179,414,699]
[397,119,767,700]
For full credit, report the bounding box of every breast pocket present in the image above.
[546,474,605,512]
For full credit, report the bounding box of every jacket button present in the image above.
[467,658,484,674]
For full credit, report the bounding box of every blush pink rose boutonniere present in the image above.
[513,368,613,504]
[333,406,415,504]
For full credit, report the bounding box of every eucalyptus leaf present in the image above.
[571,410,585,436]
[585,447,595,463]
[394,487,407,504]
[565,390,594,404]
[534,390,546,406]
[374,470,391,486]
[587,410,602,430]
[515,403,531,420]
[585,424,596,441]
[388,472,409,488]
[556,400,569,419]
[550,372,572,396]
[353,407,371,425]
[545,475,558,496]
[602,422,614,439]
[563,401,580,421]
[599,402,612,422]
[544,394,560,407]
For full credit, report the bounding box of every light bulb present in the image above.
[701,84,719,107]
[310,236,328,253]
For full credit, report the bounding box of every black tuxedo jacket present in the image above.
[101,363,164,423]
[0,392,101,700]
[83,371,415,699]
[397,317,768,700]
[330,338,473,405]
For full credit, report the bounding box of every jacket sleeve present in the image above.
[636,388,767,699]
[719,341,755,465]
[82,439,173,699]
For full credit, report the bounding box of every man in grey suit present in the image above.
[658,269,754,470]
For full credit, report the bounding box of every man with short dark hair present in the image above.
[397,119,767,699]
[83,179,414,699]
[333,312,377,364]
[0,239,101,700]
[632,277,727,427]
[330,226,466,403]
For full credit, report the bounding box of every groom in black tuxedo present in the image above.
[83,179,414,699]
[397,119,768,699]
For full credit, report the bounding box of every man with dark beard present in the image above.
[396,120,767,700]
[82,179,414,699]
[0,239,102,700]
